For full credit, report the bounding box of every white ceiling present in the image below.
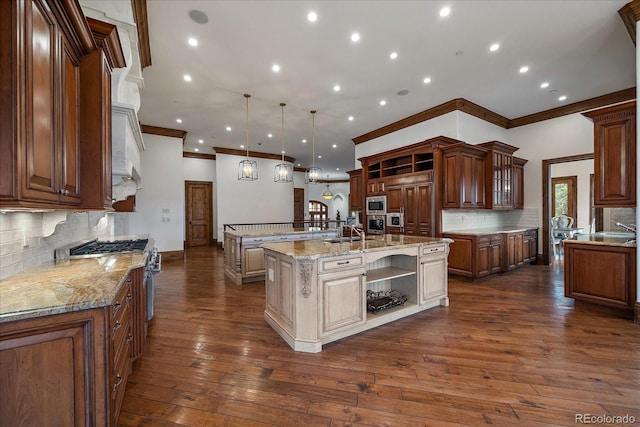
[137,0,635,179]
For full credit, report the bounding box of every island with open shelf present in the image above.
[261,234,451,352]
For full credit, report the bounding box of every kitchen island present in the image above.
[224,228,339,284]
[261,234,451,352]
[564,233,637,320]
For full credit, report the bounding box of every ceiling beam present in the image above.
[213,146,296,163]
[140,124,187,142]
[183,152,216,161]
[619,0,640,45]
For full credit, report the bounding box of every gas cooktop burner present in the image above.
[69,239,149,256]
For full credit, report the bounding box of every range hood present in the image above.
[112,101,144,202]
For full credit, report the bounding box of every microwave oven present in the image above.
[367,215,385,235]
[366,196,387,215]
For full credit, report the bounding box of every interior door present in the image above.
[551,176,577,221]
[294,188,304,227]
[185,181,212,247]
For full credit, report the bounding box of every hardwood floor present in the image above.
[119,246,640,426]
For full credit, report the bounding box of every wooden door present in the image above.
[185,181,212,247]
[294,188,304,227]
[551,176,577,221]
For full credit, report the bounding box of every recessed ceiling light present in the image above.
[272,64,280,72]
[336,168,340,171]
[194,148,199,152]
[519,66,529,73]
[397,89,409,96]
[439,7,451,17]
[198,139,203,144]
[348,116,354,121]
[540,82,549,89]
[351,32,360,42]
[318,155,322,159]
[176,118,182,123]
[389,52,398,60]
[489,43,500,52]
[281,150,285,154]
[226,126,232,131]
[187,37,198,47]
[302,139,307,143]
[332,144,337,148]
[240,145,245,149]
[183,74,192,82]
[333,84,341,92]
[558,95,567,101]
[188,10,208,24]
[423,77,432,84]
[380,100,386,106]
[307,11,317,22]
[297,163,301,167]
[267,133,273,138]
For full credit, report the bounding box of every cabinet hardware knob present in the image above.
[337,261,350,265]
[112,321,122,335]
[126,294,132,303]
[113,374,123,392]
[112,303,121,315]
[127,333,134,343]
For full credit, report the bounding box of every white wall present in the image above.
[183,157,217,240]
[216,153,294,237]
[126,133,185,252]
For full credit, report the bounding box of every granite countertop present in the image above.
[261,234,451,260]
[0,253,147,323]
[442,226,538,235]
[225,228,336,237]
[565,233,637,248]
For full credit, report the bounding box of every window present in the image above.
[552,176,577,220]
[309,200,328,230]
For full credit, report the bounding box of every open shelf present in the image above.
[366,266,416,284]
[366,301,417,320]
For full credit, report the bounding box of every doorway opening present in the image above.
[309,200,328,230]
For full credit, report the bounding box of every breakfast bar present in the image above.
[261,234,451,352]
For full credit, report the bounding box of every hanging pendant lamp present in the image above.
[306,110,321,183]
[238,93,258,181]
[322,184,333,200]
[274,102,293,183]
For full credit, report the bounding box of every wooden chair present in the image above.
[551,215,574,256]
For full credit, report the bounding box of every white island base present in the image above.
[261,235,450,353]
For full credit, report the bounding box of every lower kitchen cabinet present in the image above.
[443,228,537,279]
[564,241,636,313]
[0,267,146,426]
[420,244,448,302]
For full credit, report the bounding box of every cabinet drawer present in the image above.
[318,255,363,273]
[491,234,502,243]
[111,336,130,417]
[476,235,490,244]
[421,244,446,256]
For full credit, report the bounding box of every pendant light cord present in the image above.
[311,110,316,168]
[244,93,250,159]
[281,103,286,161]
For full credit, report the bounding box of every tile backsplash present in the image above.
[442,208,540,231]
[0,211,113,280]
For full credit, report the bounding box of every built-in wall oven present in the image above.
[366,195,387,215]
[367,215,385,235]
[386,212,404,232]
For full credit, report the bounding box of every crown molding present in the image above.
[619,0,640,45]
[294,167,307,173]
[213,147,296,163]
[131,0,152,68]
[140,124,187,142]
[86,17,126,68]
[183,152,216,161]
[352,88,636,144]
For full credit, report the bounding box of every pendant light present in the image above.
[238,93,258,181]
[274,102,293,183]
[306,110,321,183]
[322,184,333,200]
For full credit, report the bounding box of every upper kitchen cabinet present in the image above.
[0,0,94,209]
[476,141,520,210]
[441,143,487,209]
[347,169,363,212]
[582,102,636,207]
[79,18,125,210]
[512,157,527,209]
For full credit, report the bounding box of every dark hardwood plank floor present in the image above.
[119,246,640,426]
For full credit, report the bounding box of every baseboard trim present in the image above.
[161,250,184,261]
[635,302,640,325]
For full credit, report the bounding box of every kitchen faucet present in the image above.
[615,222,636,233]
[350,225,366,243]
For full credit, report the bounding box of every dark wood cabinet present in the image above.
[582,102,636,207]
[443,229,536,279]
[386,182,432,236]
[347,169,363,212]
[564,241,636,314]
[477,141,519,210]
[442,143,487,209]
[0,0,93,209]
[512,157,527,209]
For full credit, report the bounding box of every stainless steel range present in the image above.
[55,237,161,320]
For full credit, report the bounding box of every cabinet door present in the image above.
[386,186,403,213]
[513,163,524,209]
[417,183,432,235]
[528,230,538,262]
[594,114,636,206]
[319,271,364,335]
[243,247,265,277]
[442,153,459,208]
[515,232,524,267]
[476,243,490,277]
[460,153,475,207]
[59,36,81,205]
[349,171,363,211]
[420,253,447,303]
[474,156,486,207]
[489,242,502,273]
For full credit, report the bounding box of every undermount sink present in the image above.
[324,236,374,243]
[592,231,636,238]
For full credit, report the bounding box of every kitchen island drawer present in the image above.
[318,255,364,273]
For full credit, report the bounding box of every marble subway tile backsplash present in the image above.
[0,211,112,281]
[442,208,540,231]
